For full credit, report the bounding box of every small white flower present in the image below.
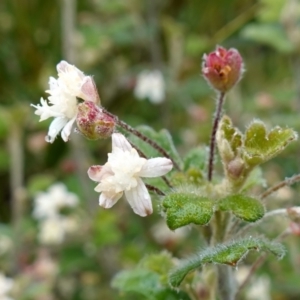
[33,183,78,220]
[134,70,165,104]
[31,61,99,143]
[38,216,79,245]
[38,217,65,245]
[88,133,173,216]
[0,273,14,300]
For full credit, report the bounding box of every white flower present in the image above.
[38,218,65,245]
[31,61,99,143]
[134,70,165,104]
[33,183,78,220]
[0,273,14,300]
[38,216,79,245]
[88,133,173,216]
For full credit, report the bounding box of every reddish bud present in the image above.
[76,101,115,140]
[202,46,244,92]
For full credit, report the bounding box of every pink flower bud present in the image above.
[76,101,115,140]
[202,46,244,92]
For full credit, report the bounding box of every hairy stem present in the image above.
[217,265,236,300]
[145,184,165,196]
[102,108,181,170]
[260,173,300,202]
[212,211,235,300]
[207,92,226,181]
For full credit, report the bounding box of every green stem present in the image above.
[212,211,236,300]
[217,265,236,300]
[207,92,226,181]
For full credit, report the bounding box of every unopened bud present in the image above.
[76,101,115,140]
[227,157,245,179]
[202,46,244,92]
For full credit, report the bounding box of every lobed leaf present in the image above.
[244,121,297,166]
[162,192,214,230]
[218,194,265,222]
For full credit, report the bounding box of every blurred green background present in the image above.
[1,0,300,299]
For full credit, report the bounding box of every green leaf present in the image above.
[217,116,298,190]
[112,269,161,300]
[155,289,191,300]
[218,194,265,222]
[162,191,213,230]
[219,116,243,154]
[182,147,208,183]
[244,121,298,166]
[216,116,242,163]
[128,125,183,170]
[183,147,207,172]
[169,237,285,287]
[112,252,191,300]
[139,252,174,285]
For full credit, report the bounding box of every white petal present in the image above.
[57,60,70,73]
[138,158,173,177]
[112,133,132,152]
[99,192,122,208]
[87,165,103,181]
[125,179,153,217]
[61,116,76,142]
[45,117,68,143]
[80,76,100,103]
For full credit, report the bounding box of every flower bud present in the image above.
[202,46,244,92]
[76,101,115,140]
[227,157,245,179]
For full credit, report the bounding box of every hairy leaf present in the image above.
[163,192,213,230]
[169,237,285,287]
[218,194,265,222]
[244,121,298,166]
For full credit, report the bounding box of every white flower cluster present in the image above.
[88,133,173,216]
[31,61,99,143]
[33,62,174,217]
[0,273,14,300]
[33,183,79,245]
[134,70,165,104]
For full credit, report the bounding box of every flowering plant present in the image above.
[29,47,300,300]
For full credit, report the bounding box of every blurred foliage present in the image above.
[1,0,300,299]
